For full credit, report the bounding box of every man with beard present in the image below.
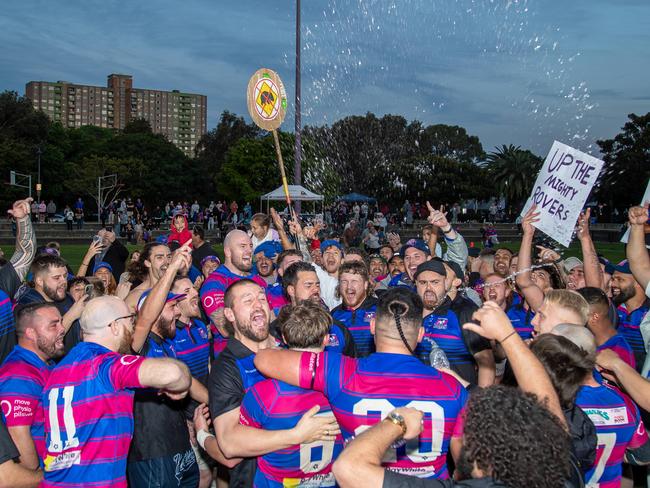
[253,240,282,286]
[415,261,494,386]
[200,230,267,335]
[17,255,86,353]
[0,303,64,469]
[128,243,207,488]
[610,260,649,370]
[201,279,337,488]
[388,254,406,278]
[331,262,377,357]
[282,262,356,357]
[254,288,468,481]
[493,248,513,277]
[171,276,212,488]
[388,240,432,290]
[125,242,173,311]
[266,249,302,318]
[41,296,192,487]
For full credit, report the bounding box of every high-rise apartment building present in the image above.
[26,74,207,156]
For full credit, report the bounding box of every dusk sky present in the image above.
[2,0,648,156]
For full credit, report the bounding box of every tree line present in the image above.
[0,90,647,215]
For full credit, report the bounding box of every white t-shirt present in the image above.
[314,264,341,310]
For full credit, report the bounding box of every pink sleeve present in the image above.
[452,406,466,438]
[1,395,38,427]
[298,351,326,392]
[629,419,649,450]
[106,354,146,390]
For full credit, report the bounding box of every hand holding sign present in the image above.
[520,141,604,247]
[521,205,540,237]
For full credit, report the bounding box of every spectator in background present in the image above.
[46,200,56,222]
[38,201,46,224]
[64,206,74,231]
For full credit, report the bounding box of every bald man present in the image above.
[200,230,267,334]
[40,296,191,488]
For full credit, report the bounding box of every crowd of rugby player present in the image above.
[1,196,650,488]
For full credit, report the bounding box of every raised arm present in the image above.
[253,348,303,386]
[132,241,191,352]
[270,208,294,251]
[464,301,565,427]
[515,206,545,312]
[577,209,605,290]
[627,204,650,291]
[77,240,102,277]
[7,198,36,280]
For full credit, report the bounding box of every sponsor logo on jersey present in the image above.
[433,318,448,330]
[584,406,629,426]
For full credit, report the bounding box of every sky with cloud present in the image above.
[1,0,648,156]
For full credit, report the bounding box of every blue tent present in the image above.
[338,192,376,203]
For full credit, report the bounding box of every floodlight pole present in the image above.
[294,0,302,213]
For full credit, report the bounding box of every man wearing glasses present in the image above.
[40,295,192,488]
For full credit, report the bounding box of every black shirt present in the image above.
[191,241,218,271]
[209,338,265,488]
[0,413,19,466]
[128,332,191,462]
[383,471,506,488]
[83,239,129,281]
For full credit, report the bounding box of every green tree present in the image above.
[418,124,485,163]
[484,144,542,209]
[216,133,293,206]
[596,112,650,209]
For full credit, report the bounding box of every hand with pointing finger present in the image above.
[427,202,451,233]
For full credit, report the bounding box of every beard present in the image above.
[157,315,177,340]
[232,254,253,273]
[118,329,134,354]
[237,318,270,343]
[43,282,65,302]
[612,284,636,305]
[37,334,64,360]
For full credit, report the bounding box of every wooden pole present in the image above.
[272,129,301,251]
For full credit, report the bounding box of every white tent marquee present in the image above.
[260,185,324,214]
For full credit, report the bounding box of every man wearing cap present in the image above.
[611,259,650,371]
[40,295,192,487]
[564,257,586,290]
[92,261,114,295]
[388,239,432,290]
[82,228,129,282]
[414,261,495,386]
[128,242,206,488]
[253,240,282,286]
[200,230,268,335]
[331,261,378,357]
[200,255,220,279]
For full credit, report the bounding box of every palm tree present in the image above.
[484,144,542,210]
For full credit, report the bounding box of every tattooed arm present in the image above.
[7,198,36,280]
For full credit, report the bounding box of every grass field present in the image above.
[0,240,627,271]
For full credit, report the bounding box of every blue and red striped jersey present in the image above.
[0,345,52,462]
[297,351,467,479]
[240,379,343,487]
[41,342,145,488]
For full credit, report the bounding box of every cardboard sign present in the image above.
[620,179,650,249]
[246,68,288,131]
[520,141,604,247]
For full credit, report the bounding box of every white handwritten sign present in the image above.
[620,179,650,249]
[520,141,604,247]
